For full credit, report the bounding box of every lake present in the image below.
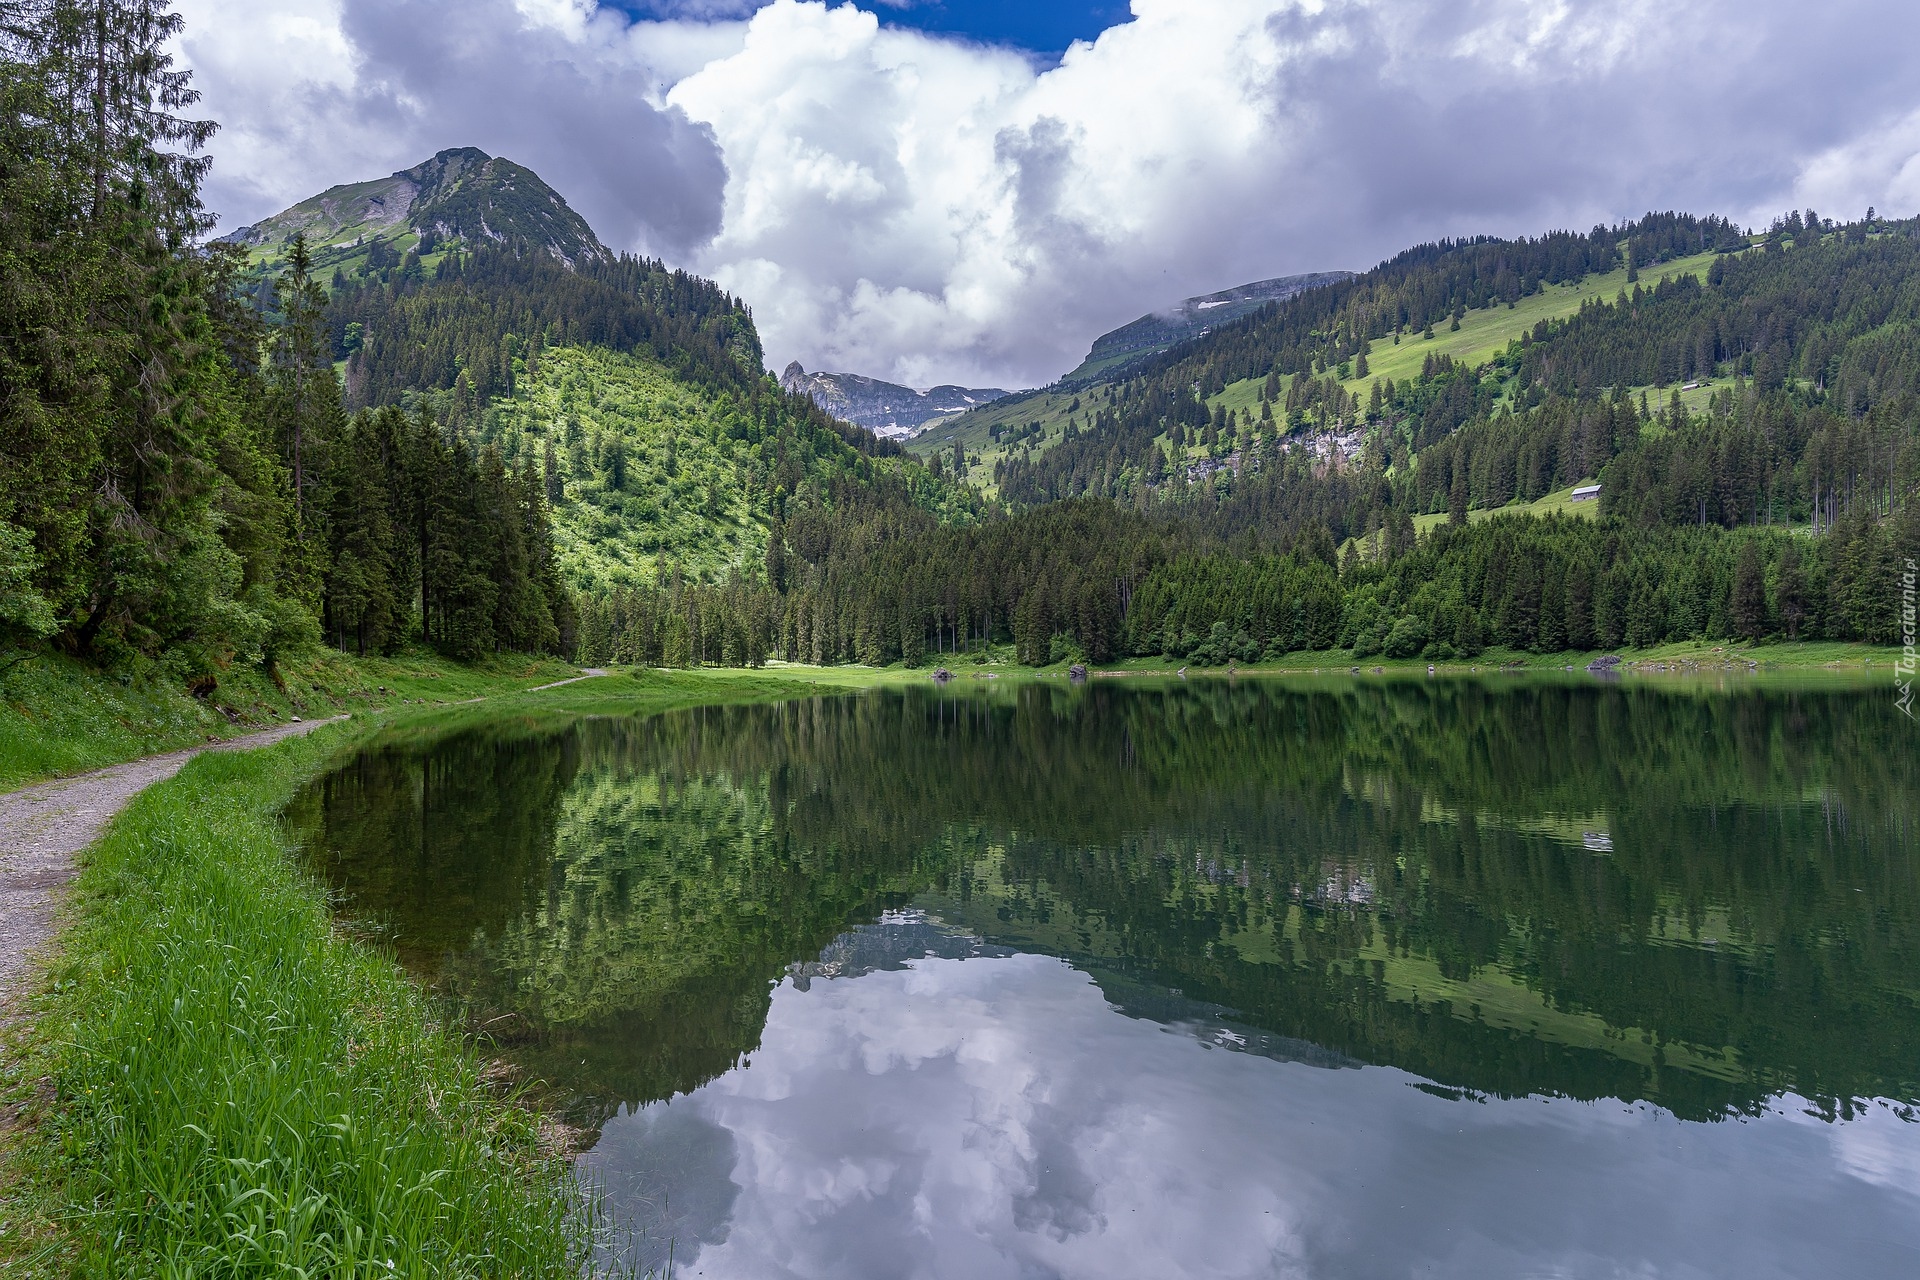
[289,677,1920,1278]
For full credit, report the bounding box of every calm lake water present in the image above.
[290,678,1920,1278]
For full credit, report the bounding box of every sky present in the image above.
[174,0,1920,390]
[612,0,1136,56]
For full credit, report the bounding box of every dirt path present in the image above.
[0,668,610,1025]
[527,668,608,692]
[0,718,339,1024]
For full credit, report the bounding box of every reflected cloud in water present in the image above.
[593,918,1920,1279]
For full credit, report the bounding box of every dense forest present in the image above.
[0,1,594,675]
[580,493,1915,669]
[3,2,1915,685]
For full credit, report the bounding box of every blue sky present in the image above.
[616,1,1134,54]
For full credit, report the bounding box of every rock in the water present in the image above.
[1068,664,1088,681]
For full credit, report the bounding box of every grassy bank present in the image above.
[0,648,581,794]
[0,723,592,1274]
[0,665,879,1274]
[5,636,1888,799]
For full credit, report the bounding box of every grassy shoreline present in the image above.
[899,639,1903,682]
[3,636,1893,797]
[0,646,1899,1270]
[0,648,584,795]
[1,724,592,1273]
[1093,639,1903,676]
[0,665,863,1274]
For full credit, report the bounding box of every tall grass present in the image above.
[29,729,596,1275]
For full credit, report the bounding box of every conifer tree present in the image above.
[267,233,341,605]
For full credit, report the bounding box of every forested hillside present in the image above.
[319,233,976,592]
[1,1,1911,684]
[0,0,619,673]
[0,2,971,681]
[601,210,1920,667]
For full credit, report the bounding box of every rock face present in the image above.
[781,363,1009,440]
[1069,271,1354,382]
[219,147,609,268]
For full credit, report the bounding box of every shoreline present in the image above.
[0,665,838,1272]
[0,652,1901,1267]
[3,638,1893,796]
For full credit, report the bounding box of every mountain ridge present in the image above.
[779,362,1009,440]
[1064,270,1355,383]
[221,146,609,272]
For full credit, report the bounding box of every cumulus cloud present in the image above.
[1788,106,1920,226]
[177,0,739,256]
[177,0,1920,387]
[584,952,1920,1278]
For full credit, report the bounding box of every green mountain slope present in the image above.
[285,152,976,590]
[482,344,962,590]
[937,215,1743,504]
[1206,249,1721,420]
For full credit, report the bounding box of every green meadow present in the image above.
[913,250,1727,496]
[1210,249,1723,415]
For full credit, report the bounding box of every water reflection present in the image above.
[289,678,1920,1275]
[592,916,1917,1278]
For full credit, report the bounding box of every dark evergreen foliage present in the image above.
[0,2,573,673]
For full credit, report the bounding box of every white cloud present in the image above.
[669,0,1920,386]
[1788,106,1920,225]
[178,0,738,254]
[174,0,364,222]
[177,0,1920,387]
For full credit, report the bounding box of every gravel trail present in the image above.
[528,669,608,691]
[0,668,610,1025]
[0,717,339,1023]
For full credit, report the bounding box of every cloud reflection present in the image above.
[587,944,1920,1278]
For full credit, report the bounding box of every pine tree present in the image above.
[543,439,564,505]
[322,414,398,654]
[1730,541,1767,639]
[268,233,343,603]
[36,0,215,235]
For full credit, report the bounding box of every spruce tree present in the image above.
[267,233,344,613]
[1730,541,1767,639]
